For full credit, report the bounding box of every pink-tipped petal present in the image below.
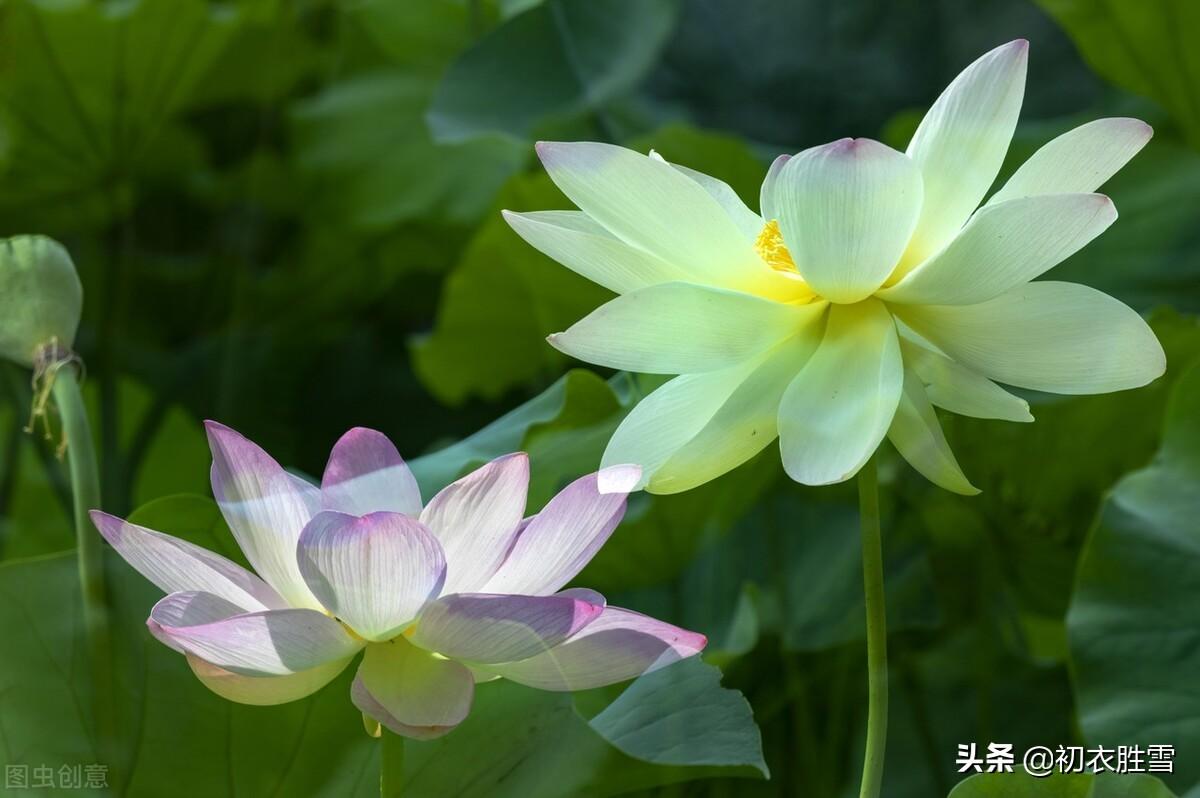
[205,421,323,609]
[483,469,636,596]
[775,138,922,303]
[481,607,707,691]
[418,453,529,594]
[352,638,474,740]
[90,510,286,611]
[321,427,422,517]
[187,652,353,706]
[410,592,604,664]
[296,511,446,641]
[148,591,363,676]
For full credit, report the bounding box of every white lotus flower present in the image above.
[505,39,1165,495]
[91,424,705,739]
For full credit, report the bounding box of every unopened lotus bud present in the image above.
[0,235,82,369]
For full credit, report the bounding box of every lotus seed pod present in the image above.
[0,235,83,368]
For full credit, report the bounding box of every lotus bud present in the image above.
[0,235,82,369]
[1,235,85,444]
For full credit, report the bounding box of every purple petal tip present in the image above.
[203,419,239,443]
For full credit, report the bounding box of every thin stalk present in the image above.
[380,730,404,797]
[51,367,115,758]
[857,454,887,798]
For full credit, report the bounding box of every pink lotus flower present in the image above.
[91,423,705,739]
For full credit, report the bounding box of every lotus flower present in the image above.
[90,423,705,738]
[504,40,1165,495]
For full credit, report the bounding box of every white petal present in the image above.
[480,607,706,692]
[548,281,807,374]
[296,511,447,641]
[666,160,764,241]
[187,652,353,706]
[502,210,688,294]
[483,469,636,596]
[899,337,1032,422]
[887,368,979,495]
[600,362,764,489]
[90,510,287,611]
[894,281,1166,394]
[779,299,903,485]
[775,138,922,303]
[419,454,528,594]
[759,154,790,222]
[353,638,474,740]
[206,422,323,610]
[650,318,827,494]
[410,592,604,664]
[535,141,774,294]
[903,40,1028,269]
[148,592,363,676]
[879,193,1116,305]
[988,117,1153,205]
[321,427,422,517]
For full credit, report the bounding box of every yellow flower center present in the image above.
[754,219,797,274]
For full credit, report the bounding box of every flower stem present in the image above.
[51,367,115,756]
[857,454,887,798]
[380,729,404,797]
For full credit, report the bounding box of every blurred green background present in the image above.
[1,0,1199,796]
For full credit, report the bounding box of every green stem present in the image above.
[380,729,404,797]
[857,454,887,798]
[51,368,115,758]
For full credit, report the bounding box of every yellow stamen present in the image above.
[755,219,796,273]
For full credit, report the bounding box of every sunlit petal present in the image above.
[988,117,1152,204]
[775,138,922,303]
[600,362,764,489]
[535,141,770,292]
[548,281,807,374]
[651,150,764,241]
[880,193,1116,305]
[502,210,689,294]
[90,510,287,611]
[297,511,446,641]
[779,299,903,485]
[483,467,639,596]
[206,421,323,610]
[419,453,528,594]
[321,427,422,517]
[894,281,1166,394]
[903,39,1028,268]
[650,318,827,494]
